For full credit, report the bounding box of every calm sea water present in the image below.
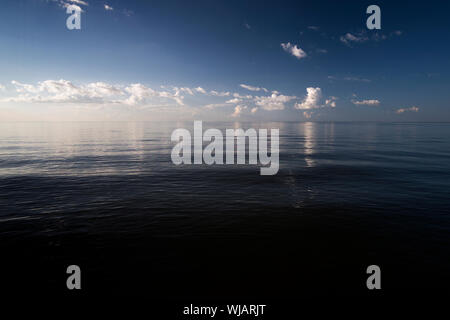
[0,121,449,297]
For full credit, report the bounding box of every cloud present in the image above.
[123,83,186,106]
[328,75,371,82]
[343,76,371,82]
[294,88,337,114]
[53,0,88,11]
[9,79,123,103]
[244,23,251,30]
[67,0,88,5]
[194,87,206,94]
[396,106,419,114]
[240,84,268,92]
[325,96,337,108]
[3,80,343,119]
[352,99,380,106]
[255,93,296,111]
[6,79,186,106]
[104,4,113,11]
[307,26,319,31]
[123,83,155,105]
[303,111,312,119]
[294,87,322,110]
[231,105,247,117]
[2,81,248,108]
[173,87,194,96]
[226,98,242,104]
[0,84,5,91]
[87,81,123,96]
[233,93,252,99]
[204,103,229,109]
[340,33,368,45]
[281,42,307,59]
[11,80,40,94]
[375,30,403,40]
[209,90,230,97]
[340,30,403,45]
[170,86,229,97]
[230,105,259,117]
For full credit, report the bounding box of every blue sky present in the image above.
[0,0,449,121]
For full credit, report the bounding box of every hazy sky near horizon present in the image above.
[0,0,449,121]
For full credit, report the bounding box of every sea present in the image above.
[0,121,449,299]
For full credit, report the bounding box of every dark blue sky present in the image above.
[1,0,449,121]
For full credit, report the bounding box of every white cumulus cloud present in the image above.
[340,33,369,45]
[231,105,247,117]
[396,106,419,114]
[240,84,268,92]
[54,0,88,11]
[325,96,337,108]
[68,0,88,5]
[6,79,185,106]
[255,92,296,111]
[281,42,307,59]
[294,88,337,114]
[295,87,322,110]
[210,90,230,97]
[352,99,380,106]
[226,98,242,104]
[194,87,206,94]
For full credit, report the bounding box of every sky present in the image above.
[0,0,449,121]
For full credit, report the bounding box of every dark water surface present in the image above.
[0,121,449,298]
